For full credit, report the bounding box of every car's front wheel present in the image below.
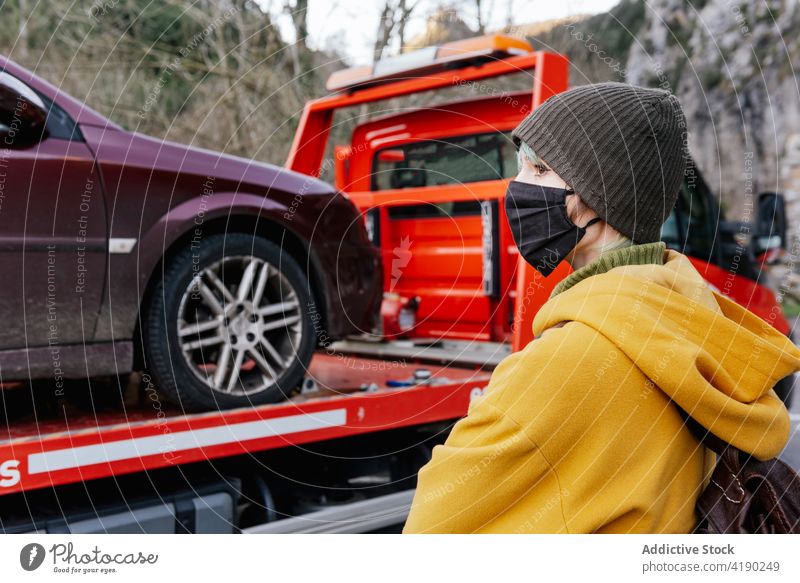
[142,233,316,411]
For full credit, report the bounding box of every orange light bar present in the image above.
[326,34,533,93]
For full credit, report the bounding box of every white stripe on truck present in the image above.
[27,408,347,474]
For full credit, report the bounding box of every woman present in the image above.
[403,82,800,534]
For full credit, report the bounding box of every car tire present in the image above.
[142,233,316,411]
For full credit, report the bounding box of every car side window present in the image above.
[372,131,517,191]
[0,71,80,141]
[40,94,81,140]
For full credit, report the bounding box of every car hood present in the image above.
[82,124,334,196]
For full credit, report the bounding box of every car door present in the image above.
[0,71,106,351]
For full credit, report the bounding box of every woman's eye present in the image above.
[534,164,548,175]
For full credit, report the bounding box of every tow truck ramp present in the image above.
[0,352,490,533]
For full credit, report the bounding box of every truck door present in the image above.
[0,72,106,351]
[367,132,518,341]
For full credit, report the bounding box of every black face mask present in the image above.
[505,180,602,277]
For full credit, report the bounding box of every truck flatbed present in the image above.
[0,352,490,497]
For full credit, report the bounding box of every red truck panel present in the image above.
[0,354,490,496]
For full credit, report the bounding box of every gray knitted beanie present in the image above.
[512,82,688,243]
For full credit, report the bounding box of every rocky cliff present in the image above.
[517,0,800,230]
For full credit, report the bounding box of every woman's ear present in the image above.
[565,193,583,224]
[566,193,598,226]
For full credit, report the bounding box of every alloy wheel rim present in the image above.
[177,254,303,397]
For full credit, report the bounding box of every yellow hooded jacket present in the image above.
[403,247,800,533]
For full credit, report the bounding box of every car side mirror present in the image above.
[0,71,49,148]
[753,191,787,255]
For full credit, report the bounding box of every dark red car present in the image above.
[0,56,382,411]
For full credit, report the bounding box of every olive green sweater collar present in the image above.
[550,241,667,299]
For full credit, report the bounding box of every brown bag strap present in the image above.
[674,405,731,457]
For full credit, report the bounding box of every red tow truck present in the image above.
[0,35,792,533]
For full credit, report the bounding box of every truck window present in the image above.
[372,131,516,192]
[661,168,715,259]
[660,208,681,246]
[386,200,483,219]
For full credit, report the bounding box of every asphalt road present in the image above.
[780,375,800,470]
[777,317,800,471]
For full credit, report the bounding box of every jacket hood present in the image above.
[533,249,799,460]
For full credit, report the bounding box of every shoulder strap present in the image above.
[675,404,733,457]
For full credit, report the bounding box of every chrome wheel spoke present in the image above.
[205,269,236,305]
[248,347,278,381]
[225,349,246,393]
[252,262,270,307]
[212,343,233,389]
[262,314,301,332]
[260,338,290,368]
[179,316,222,338]
[257,301,299,317]
[237,258,258,303]
[182,334,225,351]
[196,280,224,316]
